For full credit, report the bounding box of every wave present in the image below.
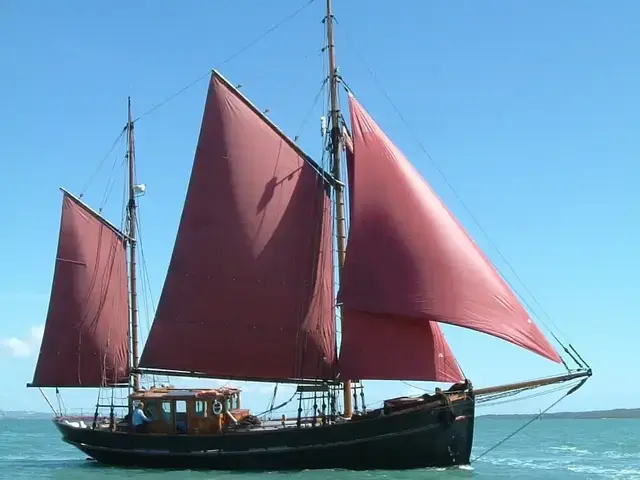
[549,445,593,455]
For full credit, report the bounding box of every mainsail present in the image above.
[139,72,336,381]
[338,94,562,375]
[31,191,130,387]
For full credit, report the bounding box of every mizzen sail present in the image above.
[338,95,561,365]
[139,72,336,381]
[30,191,130,387]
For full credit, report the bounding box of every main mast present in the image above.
[325,0,352,418]
[126,98,141,392]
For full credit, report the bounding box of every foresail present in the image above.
[338,95,561,365]
[139,72,336,381]
[31,192,130,387]
[340,309,463,382]
[339,133,463,382]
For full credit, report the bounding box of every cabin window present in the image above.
[145,400,158,418]
[175,400,187,434]
[176,400,187,413]
[195,400,208,418]
[161,401,172,422]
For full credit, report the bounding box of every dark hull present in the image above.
[55,396,475,470]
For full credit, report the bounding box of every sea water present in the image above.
[1,418,638,479]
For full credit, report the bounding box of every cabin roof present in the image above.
[130,386,241,400]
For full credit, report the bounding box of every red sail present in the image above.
[338,95,561,370]
[139,72,335,381]
[31,192,130,387]
[339,309,463,382]
[340,131,462,382]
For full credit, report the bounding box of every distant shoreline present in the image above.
[479,408,640,420]
[2,408,640,420]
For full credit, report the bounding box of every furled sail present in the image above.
[338,94,561,370]
[30,191,130,387]
[139,72,336,381]
[339,131,463,382]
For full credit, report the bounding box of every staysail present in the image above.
[339,309,463,382]
[339,136,463,382]
[139,72,336,381]
[30,191,130,388]
[338,94,561,375]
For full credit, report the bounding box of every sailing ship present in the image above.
[28,0,591,470]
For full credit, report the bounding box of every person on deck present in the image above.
[132,402,153,433]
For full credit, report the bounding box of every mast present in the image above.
[126,97,140,392]
[325,0,352,418]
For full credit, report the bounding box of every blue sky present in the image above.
[1,0,638,416]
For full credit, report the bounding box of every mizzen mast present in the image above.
[325,0,352,418]
[126,98,141,392]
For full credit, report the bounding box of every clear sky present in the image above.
[1,0,638,416]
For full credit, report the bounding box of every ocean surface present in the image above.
[0,418,638,479]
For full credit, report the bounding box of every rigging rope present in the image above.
[74,0,323,213]
[99,151,125,212]
[476,381,579,408]
[133,0,319,124]
[294,77,328,141]
[134,213,163,387]
[471,377,588,463]
[38,388,56,415]
[256,391,299,418]
[79,129,126,198]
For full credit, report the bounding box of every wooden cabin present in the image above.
[126,386,250,435]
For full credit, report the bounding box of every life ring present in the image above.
[213,400,223,415]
